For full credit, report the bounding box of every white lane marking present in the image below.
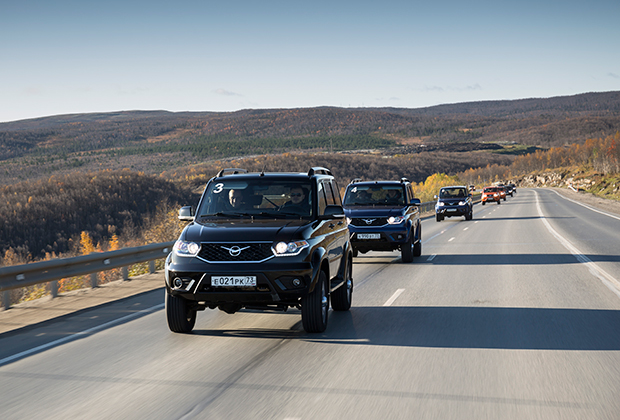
[463,227,469,231]
[475,221,479,224]
[535,191,620,299]
[427,254,437,261]
[383,289,405,306]
[449,237,455,242]
[0,303,164,367]
[551,189,620,221]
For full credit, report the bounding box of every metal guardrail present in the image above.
[1,242,174,310]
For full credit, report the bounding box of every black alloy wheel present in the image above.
[166,291,197,333]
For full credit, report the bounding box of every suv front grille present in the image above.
[198,242,274,263]
[350,218,388,227]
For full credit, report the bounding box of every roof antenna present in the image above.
[260,164,266,176]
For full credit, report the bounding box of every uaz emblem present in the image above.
[220,245,251,256]
[362,218,376,225]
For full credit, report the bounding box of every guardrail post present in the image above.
[149,260,155,274]
[90,273,98,288]
[122,266,129,281]
[2,291,10,310]
[50,280,58,298]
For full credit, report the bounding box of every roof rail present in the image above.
[350,178,362,184]
[307,167,332,176]
[400,177,410,183]
[216,168,248,177]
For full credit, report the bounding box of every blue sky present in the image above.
[1,0,619,123]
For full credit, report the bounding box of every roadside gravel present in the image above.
[550,187,620,216]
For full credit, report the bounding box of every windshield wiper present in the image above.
[201,212,252,218]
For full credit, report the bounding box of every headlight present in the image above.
[387,216,405,224]
[273,240,309,256]
[437,202,445,207]
[459,201,466,206]
[173,240,200,257]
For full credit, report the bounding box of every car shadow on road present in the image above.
[190,306,620,351]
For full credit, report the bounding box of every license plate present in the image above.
[447,208,457,212]
[211,276,257,287]
[357,233,380,239]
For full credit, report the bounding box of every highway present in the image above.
[1,188,620,419]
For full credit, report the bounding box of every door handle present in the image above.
[329,223,335,229]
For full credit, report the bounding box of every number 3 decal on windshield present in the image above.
[213,183,224,194]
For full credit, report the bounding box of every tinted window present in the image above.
[199,179,313,217]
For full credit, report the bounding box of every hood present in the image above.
[181,219,308,243]
[344,207,404,218]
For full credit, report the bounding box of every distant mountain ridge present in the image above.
[3,91,620,130]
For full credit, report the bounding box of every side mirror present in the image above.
[321,204,345,219]
[178,206,195,222]
[433,195,438,200]
[410,198,421,206]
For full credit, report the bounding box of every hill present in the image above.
[1,91,619,187]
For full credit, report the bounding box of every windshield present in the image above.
[343,184,405,206]
[439,187,467,199]
[197,179,313,218]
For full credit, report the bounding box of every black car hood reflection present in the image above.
[343,207,405,218]
[182,219,309,243]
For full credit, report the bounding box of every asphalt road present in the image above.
[1,188,619,420]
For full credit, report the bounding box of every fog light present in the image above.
[173,278,183,288]
[292,278,302,287]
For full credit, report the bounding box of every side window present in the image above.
[407,185,414,201]
[331,180,343,206]
[324,181,336,206]
[317,182,328,215]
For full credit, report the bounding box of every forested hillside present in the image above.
[2,92,620,186]
[0,170,197,261]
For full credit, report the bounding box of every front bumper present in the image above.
[166,258,314,306]
[348,224,410,252]
[435,205,469,217]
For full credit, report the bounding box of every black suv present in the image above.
[434,185,473,221]
[164,167,353,333]
[342,179,422,262]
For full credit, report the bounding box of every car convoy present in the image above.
[165,167,516,334]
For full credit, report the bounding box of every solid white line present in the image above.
[383,289,405,306]
[535,191,620,299]
[551,189,620,221]
[0,303,164,367]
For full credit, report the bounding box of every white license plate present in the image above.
[357,233,380,239]
[211,276,257,287]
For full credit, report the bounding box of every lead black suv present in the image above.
[342,179,422,262]
[165,167,353,334]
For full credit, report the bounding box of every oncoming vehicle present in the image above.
[342,179,422,262]
[165,167,353,334]
[481,186,502,205]
[434,186,473,222]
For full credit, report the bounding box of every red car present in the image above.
[481,187,502,205]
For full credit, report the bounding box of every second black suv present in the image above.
[342,179,422,262]
[434,185,473,221]
[165,167,353,334]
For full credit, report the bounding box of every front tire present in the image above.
[302,271,329,333]
[331,259,352,311]
[166,291,196,333]
[401,233,414,263]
